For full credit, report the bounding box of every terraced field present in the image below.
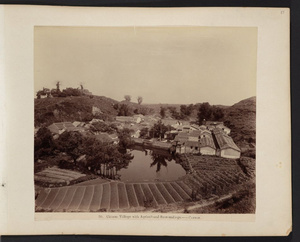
[181,154,255,199]
[35,155,255,212]
[35,167,86,184]
[35,181,192,212]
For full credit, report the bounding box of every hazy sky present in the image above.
[34,26,257,105]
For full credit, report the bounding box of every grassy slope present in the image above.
[34,96,156,127]
[34,95,119,127]
[222,96,256,150]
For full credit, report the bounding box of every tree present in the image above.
[62,88,82,97]
[34,127,55,162]
[113,103,119,110]
[56,81,61,91]
[188,104,194,114]
[84,136,133,178]
[197,102,212,125]
[160,107,166,118]
[149,120,169,139]
[55,131,85,165]
[139,127,149,139]
[36,90,43,99]
[137,96,143,105]
[168,106,181,119]
[150,153,168,172]
[40,87,51,98]
[117,104,131,116]
[212,106,224,121]
[180,105,193,118]
[90,122,115,134]
[124,95,131,102]
[117,128,134,151]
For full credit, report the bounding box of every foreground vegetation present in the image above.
[35,127,134,180]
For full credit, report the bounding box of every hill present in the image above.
[34,95,119,127]
[222,96,256,151]
[34,95,156,127]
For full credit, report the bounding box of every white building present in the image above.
[213,129,240,159]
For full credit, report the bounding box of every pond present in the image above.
[118,146,187,182]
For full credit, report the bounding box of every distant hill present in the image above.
[34,95,119,127]
[222,96,256,150]
[230,96,256,112]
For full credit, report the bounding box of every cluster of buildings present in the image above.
[46,119,119,144]
[114,116,241,159]
[42,114,240,159]
[165,121,240,159]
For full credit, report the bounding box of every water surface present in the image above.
[118,148,186,182]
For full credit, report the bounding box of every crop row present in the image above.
[35,167,86,184]
[36,181,192,212]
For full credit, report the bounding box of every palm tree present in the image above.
[150,153,168,172]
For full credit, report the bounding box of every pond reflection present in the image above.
[118,146,186,182]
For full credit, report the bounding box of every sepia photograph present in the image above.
[33,26,257,214]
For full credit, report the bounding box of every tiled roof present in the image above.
[186,141,200,147]
[201,129,212,135]
[189,130,202,137]
[185,136,216,149]
[177,132,189,137]
[174,136,188,143]
[199,136,216,149]
[213,131,240,152]
[191,124,201,130]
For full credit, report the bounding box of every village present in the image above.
[40,113,241,162]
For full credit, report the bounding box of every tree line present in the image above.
[159,103,224,125]
[123,95,143,105]
[113,95,151,116]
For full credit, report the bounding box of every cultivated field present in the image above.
[179,154,255,213]
[35,181,192,212]
[36,154,255,213]
[35,167,86,184]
